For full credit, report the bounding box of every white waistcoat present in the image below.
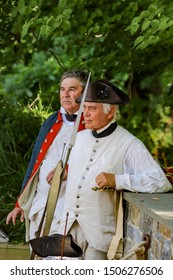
[19,121,75,241]
[58,125,136,252]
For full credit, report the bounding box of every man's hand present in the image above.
[46,168,56,184]
[95,172,116,190]
[46,168,67,184]
[6,207,25,225]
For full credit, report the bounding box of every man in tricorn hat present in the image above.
[57,80,172,260]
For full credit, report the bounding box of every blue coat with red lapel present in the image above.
[16,110,85,207]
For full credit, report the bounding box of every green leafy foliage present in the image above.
[0,96,46,243]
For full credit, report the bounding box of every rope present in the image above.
[120,240,147,260]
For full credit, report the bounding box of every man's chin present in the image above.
[63,105,80,115]
[63,103,72,112]
[84,122,93,129]
[63,102,71,107]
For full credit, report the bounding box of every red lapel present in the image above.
[16,112,85,206]
[30,111,63,178]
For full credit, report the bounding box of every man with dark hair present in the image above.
[6,70,87,242]
[57,80,172,260]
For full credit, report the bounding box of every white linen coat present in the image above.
[57,125,172,252]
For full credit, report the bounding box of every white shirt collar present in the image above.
[60,106,79,126]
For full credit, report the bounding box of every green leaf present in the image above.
[149,4,158,13]
[159,18,168,31]
[136,41,147,49]
[151,19,160,29]
[46,16,55,26]
[19,6,33,16]
[21,20,33,39]
[18,0,25,10]
[140,10,150,19]
[30,0,38,7]
[79,25,87,34]
[134,36,144,47]
[126,17,140,31]
[58,0,67,9]
[62,20,71,31]
[141,20,151,32]
[63,8,72,17]
[131,16,141,24]
[141,35,159,48]
[88,25,100,35]
[130,23,139,35]
[92,25,100,33]
[95,8,102,17]
[53,15,63,29]
[39,25,53,39]
[146,35,156,44]
[167,19,173,28]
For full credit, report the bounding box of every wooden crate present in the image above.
[0,243,30,260]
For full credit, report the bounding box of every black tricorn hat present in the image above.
[76,80,130,105]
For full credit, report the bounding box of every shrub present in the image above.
[0,99,44,243]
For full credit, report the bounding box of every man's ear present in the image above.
[108,106,116,119]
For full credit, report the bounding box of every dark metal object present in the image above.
[136,234,151,260]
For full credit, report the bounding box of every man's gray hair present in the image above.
[60,70,88,87]
[103,104,118,119]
